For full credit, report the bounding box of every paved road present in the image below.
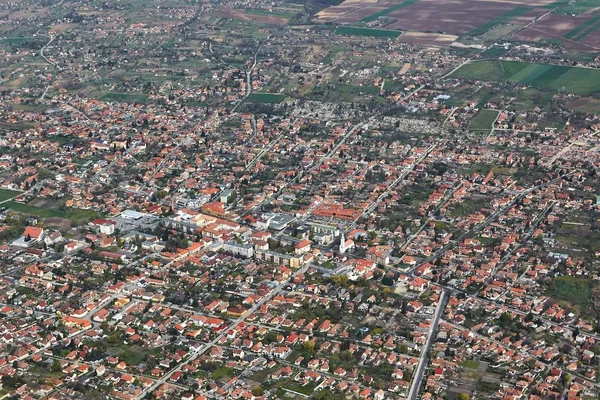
[407,289,448,400]
[136,264,310,399]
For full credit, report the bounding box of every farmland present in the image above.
[469,110,499,132]
[361,0,419,23]
[335,26,402,38]
[245,93,287,103]
[449,60,600,96]
[467,6,531,36]
[99,92,149,104]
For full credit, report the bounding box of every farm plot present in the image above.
[513,14,600,51]
[383,0,554,35]
[469,109,499,133]
[335,26,402,38]
[245,93,287,103]
[449,60,600,96]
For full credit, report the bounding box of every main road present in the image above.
[407,289,448,400]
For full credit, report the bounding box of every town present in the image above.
[1,0,600,399]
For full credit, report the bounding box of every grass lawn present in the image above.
[281,380,318,395]
[211,366,237,380]
[449,60,600,96]
[246,93,287,103]
[337,84,380,95]
[47,135,80,146]
[0,189,22,202]
[546,276,592,306]
[469,109,499,132]
[335,26,402,38]
[100,92,148,104]
[459,359,480,369]
[5,201,98,223]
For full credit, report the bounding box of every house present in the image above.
[13,226,44,247]
[90,219,116,235]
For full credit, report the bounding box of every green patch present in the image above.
[242,8,295,18]
[47,135,80,146]
[5,201,99,223]
[361,0,419,23]
[337,84,380,95]
[99,92,148,104]
[281,379,318,395]
[469,109,499,132]
[246,93,287,103]
[211,366,237,380]
[546,276,592,306]
[0,189,22,203]
[335,26,402,38]
[449,60,600,96]
[480,46,508,58]
[467,6,531,36]
[459,359,480,369]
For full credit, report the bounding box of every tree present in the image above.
[303,340,316,354]
[457,394,470,400]
[51,360,61,372]
[251,386,264,396]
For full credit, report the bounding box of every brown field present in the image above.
[399,31,457,47]
[512,14,600,51]
[385,0,518,34]
[212,8,289,25]
[317,0,555,32]
[580,28,600,48]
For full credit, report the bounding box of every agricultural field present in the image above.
[245,93,287,103]
[98,92,149,104]
[5,200,98,224]
[449,60,600,96]
[360,0,419,23]
[335,26,402,38]
[469,109,499,132]
[513,13,600,52]
[0,189,22,203]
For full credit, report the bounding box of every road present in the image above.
[40,34,57,66]
[407,289,448,400]
[405,171,573,276]
[136,263,310,399]
[231,35,271,113]
[349,143,437,229]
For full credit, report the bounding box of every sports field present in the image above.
[335,26,402,38]
[450,60,600,96]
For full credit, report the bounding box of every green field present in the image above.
[337,84,380,95]
[100,92,148,103]
[468,6,531,36]
[335,26,402,38]
[242,8,296,18]
[469,109,499,132]
[0,189,22,203]
[361,0,419,23]
[449,60,600,96]
[246,93,287,103]
[5,201,98,223]
[546,276,591,306]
